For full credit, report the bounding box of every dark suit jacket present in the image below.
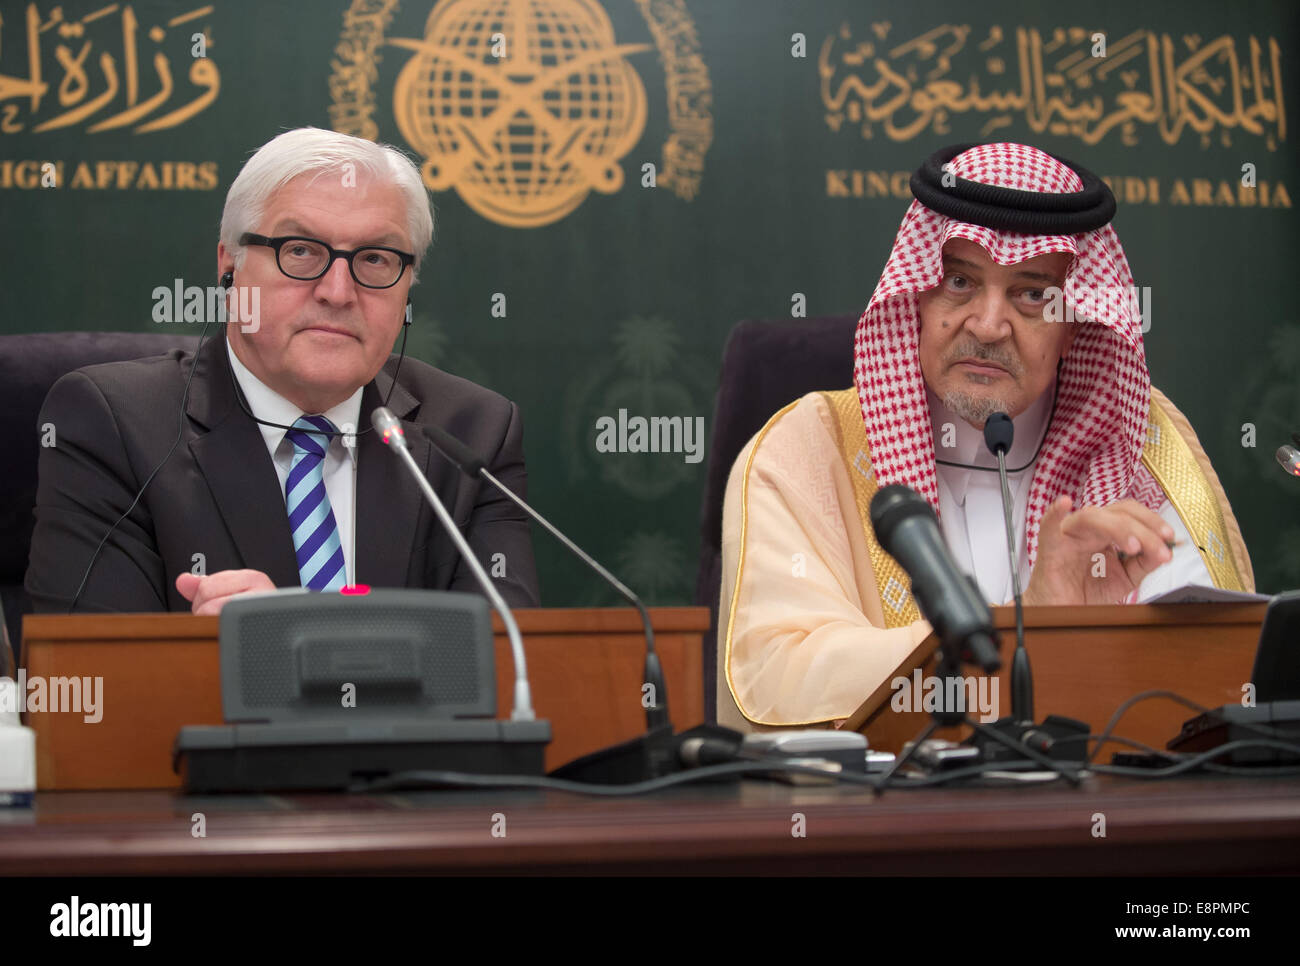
[25,335,540,612]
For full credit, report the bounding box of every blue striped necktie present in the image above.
[285,415,346,591]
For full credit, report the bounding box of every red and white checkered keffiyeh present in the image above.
[853,142,1165,566]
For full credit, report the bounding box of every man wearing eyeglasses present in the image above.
[26,127,540,615]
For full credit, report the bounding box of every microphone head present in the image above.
[983,412,1014,456]
[371,406,407,450]
[421,424,487,477]
[1277,444,1300,478]
[869,484,936,554]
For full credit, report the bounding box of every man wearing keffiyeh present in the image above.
[718,142,1254,731]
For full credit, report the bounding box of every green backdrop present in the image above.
[3,0,1298,603]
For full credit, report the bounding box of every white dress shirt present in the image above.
[928,381,1213,605]
[226,339,362,585]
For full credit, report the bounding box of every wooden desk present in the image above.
[3,775,1299,875]
[851,602,1269,755]
[22,607,708,789]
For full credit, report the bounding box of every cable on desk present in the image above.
[352,758,883,797]
[351,739,1300,795]
[883,759,1068,788]
[1089,739,1300,778]
[1082,688,1300,767]
[350,690,1300,796]
[1049,732,1171,757]
[880,739,1300,788]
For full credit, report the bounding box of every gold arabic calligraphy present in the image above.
[0,3,220,135]
[821,23,1285,150]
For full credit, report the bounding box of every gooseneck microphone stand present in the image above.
[868,485,1084,790]
[968,413,1090,769]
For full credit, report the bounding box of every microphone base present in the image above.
[174,719,552,793]
[548,723,744,785]
[968,714,1091,764]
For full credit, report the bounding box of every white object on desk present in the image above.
[0,678,35,807]
[1145,584,1273,605]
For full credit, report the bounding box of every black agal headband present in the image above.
[909,143,1117,234]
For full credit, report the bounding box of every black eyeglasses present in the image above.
[239,232,414,289]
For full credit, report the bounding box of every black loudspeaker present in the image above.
[218,589,498,722]
[173,590,551,791]
[1167,590,1300,765]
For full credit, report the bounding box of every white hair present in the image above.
[220,127,434,281]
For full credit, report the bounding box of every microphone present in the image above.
[976,413,1090,767]
[370,406,536,722]
[417,422,670,733]
[982,411,1015,455]
[1276,444,1300,478]
[983,412,1032,723]
[868,487,1086,786]
[869,485,1001,673]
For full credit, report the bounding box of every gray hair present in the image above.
[220,127,434,280]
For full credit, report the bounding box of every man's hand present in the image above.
[1023,496,1175,607]
[175,569,277,616]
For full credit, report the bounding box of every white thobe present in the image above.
[928,383,1213,605]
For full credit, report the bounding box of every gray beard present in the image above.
[942,388,1012,428]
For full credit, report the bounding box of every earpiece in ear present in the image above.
[221,272,233,287]
[404,301,412,327]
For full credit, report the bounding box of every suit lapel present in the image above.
[355,357,437,588]
[186,336,302,588]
